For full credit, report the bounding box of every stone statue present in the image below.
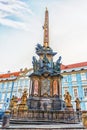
[64,92,72,107]
[53,56,62,73]
[56,56,62,64]
[42,53,49,69]
[36,43,43,52]
[39,58,43,68]
[43,54,49,63]
[32,56,38,72]
[56,56,62,72]
[75,98,81,111]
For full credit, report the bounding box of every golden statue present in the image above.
[9,95,15,109]
[64,92,72,107]
[9,96,18,109]
[18,89,28,112]
[75,98,81,111]
[21,89,28,104]
[9,95,18,115]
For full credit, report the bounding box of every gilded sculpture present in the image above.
[75,97,81,111]
[18,89,28,112]
[9,95,18,115]
[9,95,15,109]
[21,89,28,104]
[64,92,72,107]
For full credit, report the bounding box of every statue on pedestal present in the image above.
[32,56,40,72]
[36,43,43,52]
[75,98,81,111]
[18,89,28,114]
[9,95,15,109]
[21,89,28,104]
[53,56,62,73]
[64,92,72,107]
[9,95,18,115]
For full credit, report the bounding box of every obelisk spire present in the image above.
[43,8,49,47]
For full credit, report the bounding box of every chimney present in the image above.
[7,70,10,73]
[20,68,23,72]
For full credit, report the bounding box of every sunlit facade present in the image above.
[0,68,32,110]
[61,62,87,110]
[0,62,87,111]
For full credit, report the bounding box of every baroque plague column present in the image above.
[9,8,81,124]
[28,8,65,111]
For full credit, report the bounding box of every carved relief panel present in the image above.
[53,80,58,95]
[34,80,39,95]
[41,79,50,96]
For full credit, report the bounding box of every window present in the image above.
[21,80,25,86]
[84,88,87,97]
[8,82,12,90]
[72,74,76,81]
[24,85,28,89]
[0,83,2,87]
[3,83,7,91]
[63,76,68,83]
[0,83,3,91]
[25,79,29,85]
[14,81,17,86]
[64,87,68,94]
[7,93,10,99]
[81,73,86,80]
[1,94,5,101]
[13,86,17,91]
[18,80,21,86]
[73,88,78,97]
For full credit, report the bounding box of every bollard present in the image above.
[2,110,10,128]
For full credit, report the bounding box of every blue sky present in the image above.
[0,0,87,73]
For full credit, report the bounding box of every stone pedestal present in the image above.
[27,96,66,111]
[66,106,74,111]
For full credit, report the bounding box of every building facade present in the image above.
[61,62,87,110]
[0,68,32,110]
[0,62,87,111]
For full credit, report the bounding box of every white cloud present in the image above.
[0,0,33,31]
[0,18,30,31]
[0,0,87,72]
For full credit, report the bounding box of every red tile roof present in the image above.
[0,62,87,78]
[0,72,20,78]
[61,62,87,70]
